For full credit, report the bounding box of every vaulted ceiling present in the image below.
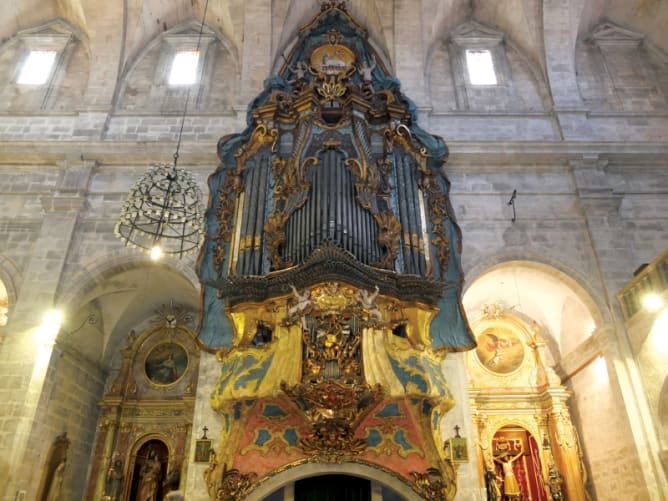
[4,0,668,86]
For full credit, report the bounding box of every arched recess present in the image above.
[0,253,20,327]
[0,18,90,113]
[270,1,393,76]
[56,253,200,369]
[575,21,668,112]
[115,20,240,113]
[245,462,422,501]
[463,258,604,361]
[127,437,171,501]
[425,20,551,113]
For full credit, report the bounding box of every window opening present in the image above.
[17,50,57,85]
[465,49,497,85]
[168,50,200,85]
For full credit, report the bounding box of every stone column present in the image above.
[573,158,668,498]
[0,157,93,500]
[542,0,592,139]
[547,391,586,501]
[88,416,120,501]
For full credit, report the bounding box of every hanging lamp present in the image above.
[115,0,211,259]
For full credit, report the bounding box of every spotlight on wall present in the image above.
[35,309,63,344]
[642,292,664,312]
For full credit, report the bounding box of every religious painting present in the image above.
[475,328,524,374]
[145,342,188,385]
[194,439,212,463]
[449,437,469,463]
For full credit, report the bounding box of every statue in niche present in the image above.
[45,459,66,501]
[547,462,564,501]
[494,447,524,500]
[137,450,162,501]
[105,457,124,501]
[483,459,502,501]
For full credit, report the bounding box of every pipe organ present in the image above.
[197,3,475,500]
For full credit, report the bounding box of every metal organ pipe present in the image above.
[253,154,269,275]
[279,149,382,266]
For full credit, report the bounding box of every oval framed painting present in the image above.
[475,327,524,375]
[145,342,188,386]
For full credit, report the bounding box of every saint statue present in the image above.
[46,460,66,501]
[137,451,162,501]
[483,460,502,501]
[105,457,124,501]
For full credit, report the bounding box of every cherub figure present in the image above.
[288,60,309,90]
[288,285,311,316]
[358,57,376,84]
[357,286,382,321]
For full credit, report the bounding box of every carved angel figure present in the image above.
[288,285,311,316]
[357,286,382,321]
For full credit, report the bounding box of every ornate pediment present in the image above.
[589,22,645,48]
[450,20,504,45]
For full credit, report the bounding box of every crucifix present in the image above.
[201,426,208,439]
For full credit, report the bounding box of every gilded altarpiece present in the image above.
[467,307,588,501]
[197,3,474,500]
[86,305,200,501]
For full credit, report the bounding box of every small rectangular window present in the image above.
[17,50,57,85]
[168,50,200,85]
[465,49,497,85]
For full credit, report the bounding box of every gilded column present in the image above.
[548,395,586,501]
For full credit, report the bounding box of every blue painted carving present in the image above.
[197,3,473,351]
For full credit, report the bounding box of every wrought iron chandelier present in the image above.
[115,2,212,260]
[115,157,204,259]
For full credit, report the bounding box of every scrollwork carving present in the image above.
[410,465,457,501]
[372,212,402,270]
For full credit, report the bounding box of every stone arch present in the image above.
[58,250,199,307]
[575,21,668,114]
[465,251,608,325]
[246,462,422,501]
[55,251,200,367]
[115,19,240,113]
[463,254,606,361]
[0,253,21,326]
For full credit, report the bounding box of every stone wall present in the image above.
[0,3,666,500]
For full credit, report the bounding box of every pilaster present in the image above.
[0,157,94,500]
[239,0,272,104]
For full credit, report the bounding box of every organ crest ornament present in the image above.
[197,2,473,499]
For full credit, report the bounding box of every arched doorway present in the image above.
[128,440,169,501]
[492,426,548,501]
[246,462,420,501]
[294,474,370,501]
